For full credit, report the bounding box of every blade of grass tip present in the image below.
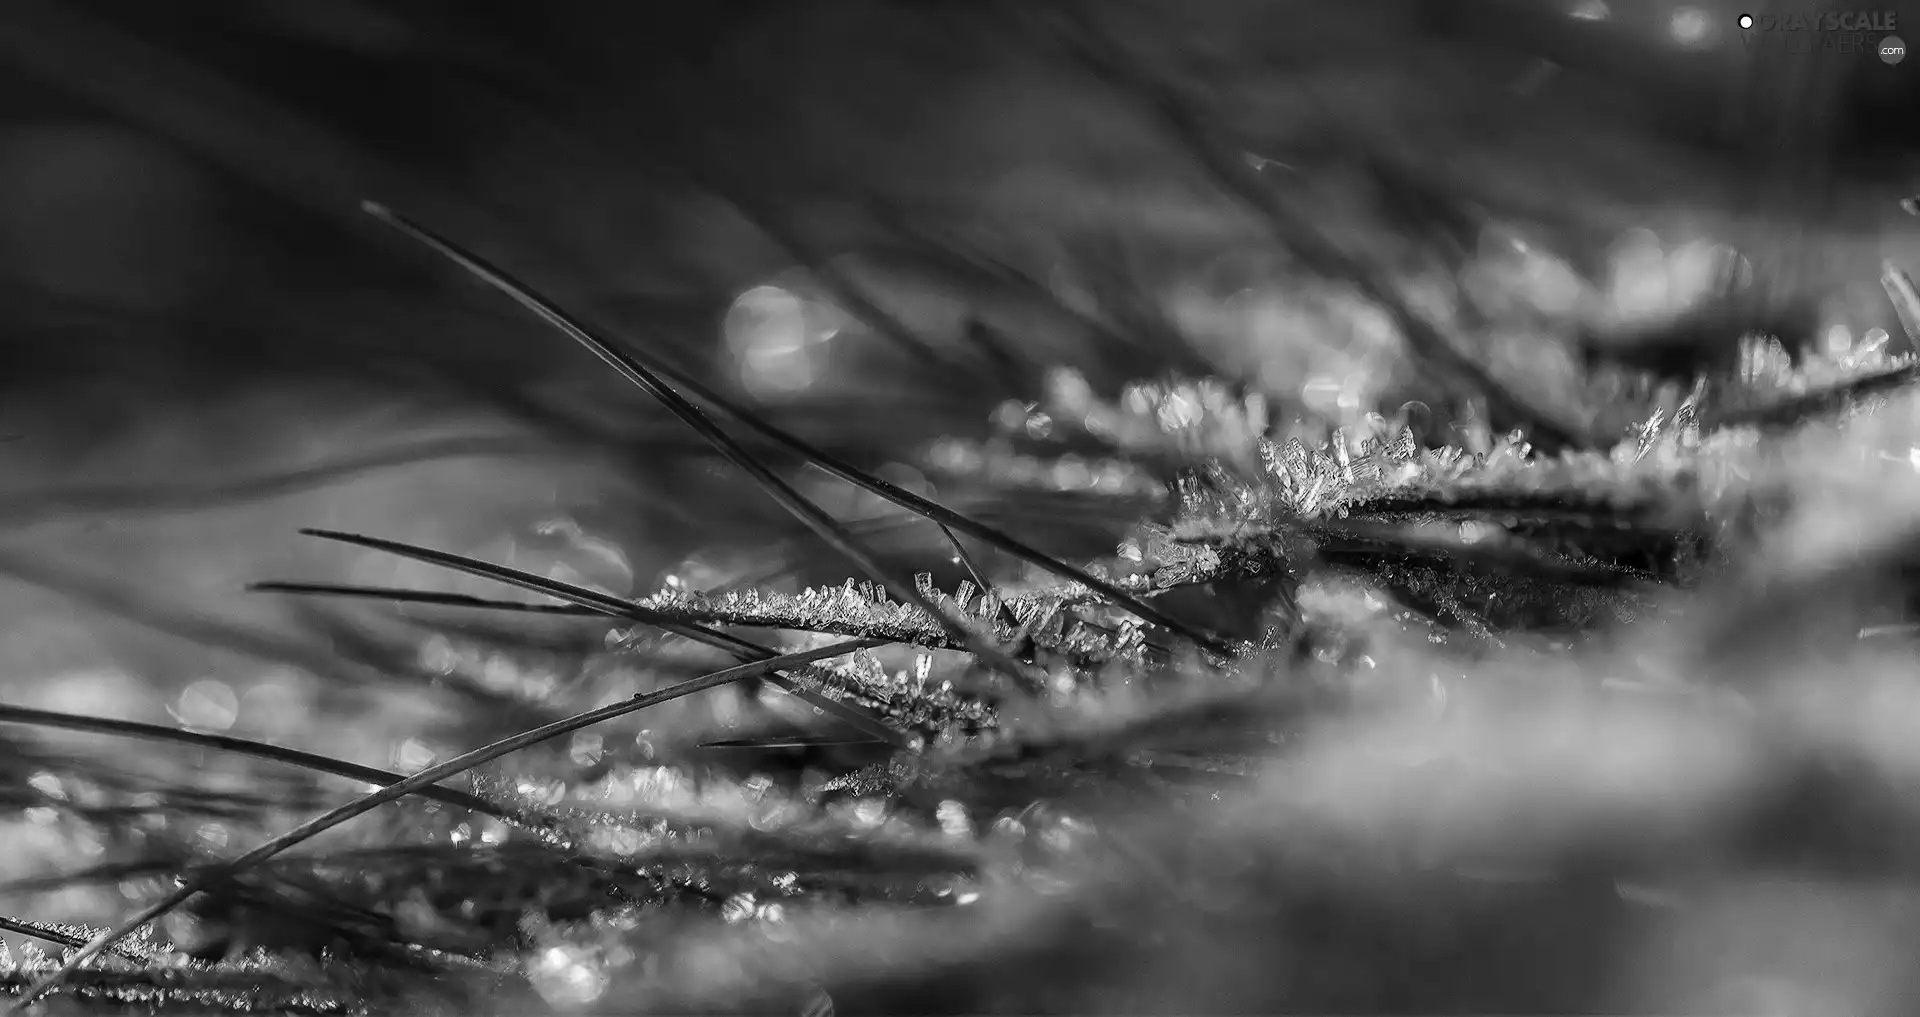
[250,580,599,615]
[298,529,653,619]
[0,704,508,819]
[359,205,1047,691]
[291,530,915,749]
[359,206,1224,655]
[365,208,1220,654]
[937,524,1023,632]
[679,375,1235,651]
[665,365,1231,647]
[2,637,881,1013]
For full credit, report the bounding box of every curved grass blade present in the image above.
[359,202,1222,660]
[250,580,599,616]
[1,637,881,1013]
[360,204,1037,691]
[290,529,915,749]
[0,704,508,819]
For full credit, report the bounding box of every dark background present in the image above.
[3,0,1914,397]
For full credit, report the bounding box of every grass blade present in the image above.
[250,580,599,615]
[297,528,641,618]
[697,736,888,750]
[0,917,90,954]
[292,529,915,748]
[0,917,153,962]
[1,637,881,1013]
[1709,361,1920,432]
[937,523,1023,632]
[0,704,508,819]
[362,204,1223,655]
[359,204,1047,690]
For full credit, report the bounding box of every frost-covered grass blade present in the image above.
[3,637,882,1012]
[361,201,1229,656]
[290,528,914,747]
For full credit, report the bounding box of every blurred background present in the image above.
[0,0,1917,996]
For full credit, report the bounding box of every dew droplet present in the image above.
[1396,400,1433,436]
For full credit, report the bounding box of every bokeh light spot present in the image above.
[1669,7,1714,47]
[725,284,842,397]
[169,680,238,731]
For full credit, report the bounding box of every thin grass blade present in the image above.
[361,203,1225,655]
[0,704,508,818]
[2,637,882,1013]
[937,523,1023,631]
[697,736,889,750]
[359,204,1046,690]
[250,580,598,615]
[291,530,914,748]
[0,917,87,953]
